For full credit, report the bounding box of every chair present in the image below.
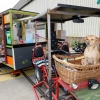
[32,43,46,67]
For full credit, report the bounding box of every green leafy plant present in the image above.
[70,40,79,48]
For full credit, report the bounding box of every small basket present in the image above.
[53,54,100,84]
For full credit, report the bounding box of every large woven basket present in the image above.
[53,54,100,85]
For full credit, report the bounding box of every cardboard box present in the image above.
[56,30,66,39]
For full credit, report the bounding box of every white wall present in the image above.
[64,0,100,8]
[22,0,100,13]
[22,0,100,38]
[22,0,66,13]
[57,17,100,37]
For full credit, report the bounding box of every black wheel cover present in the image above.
[34,67,42,83]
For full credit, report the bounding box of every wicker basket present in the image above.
[53,54,100,84]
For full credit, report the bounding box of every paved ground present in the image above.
[0,66,46,100]
[0,66,65,100]
[0,75,45,100]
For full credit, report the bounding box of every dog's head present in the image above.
[85,35,99,46]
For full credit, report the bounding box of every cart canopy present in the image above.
[32,3,100,23]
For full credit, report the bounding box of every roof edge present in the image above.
[13,0,33,10]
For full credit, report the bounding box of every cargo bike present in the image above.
[31,3,100,100]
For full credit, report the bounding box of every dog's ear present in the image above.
[97,43,100,52]
[84,37,87,41]
[96,37,99,41]
[96,37,100,52]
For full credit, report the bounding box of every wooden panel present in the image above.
[7,56,13,66]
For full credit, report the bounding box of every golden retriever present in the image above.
[81,35,100,65]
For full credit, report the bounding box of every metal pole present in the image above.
[61,23,63,34]
[47,11,52,100]
[2,14,7,63]
[35,21,37,43]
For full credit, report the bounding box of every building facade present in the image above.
[14,0,100,38]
